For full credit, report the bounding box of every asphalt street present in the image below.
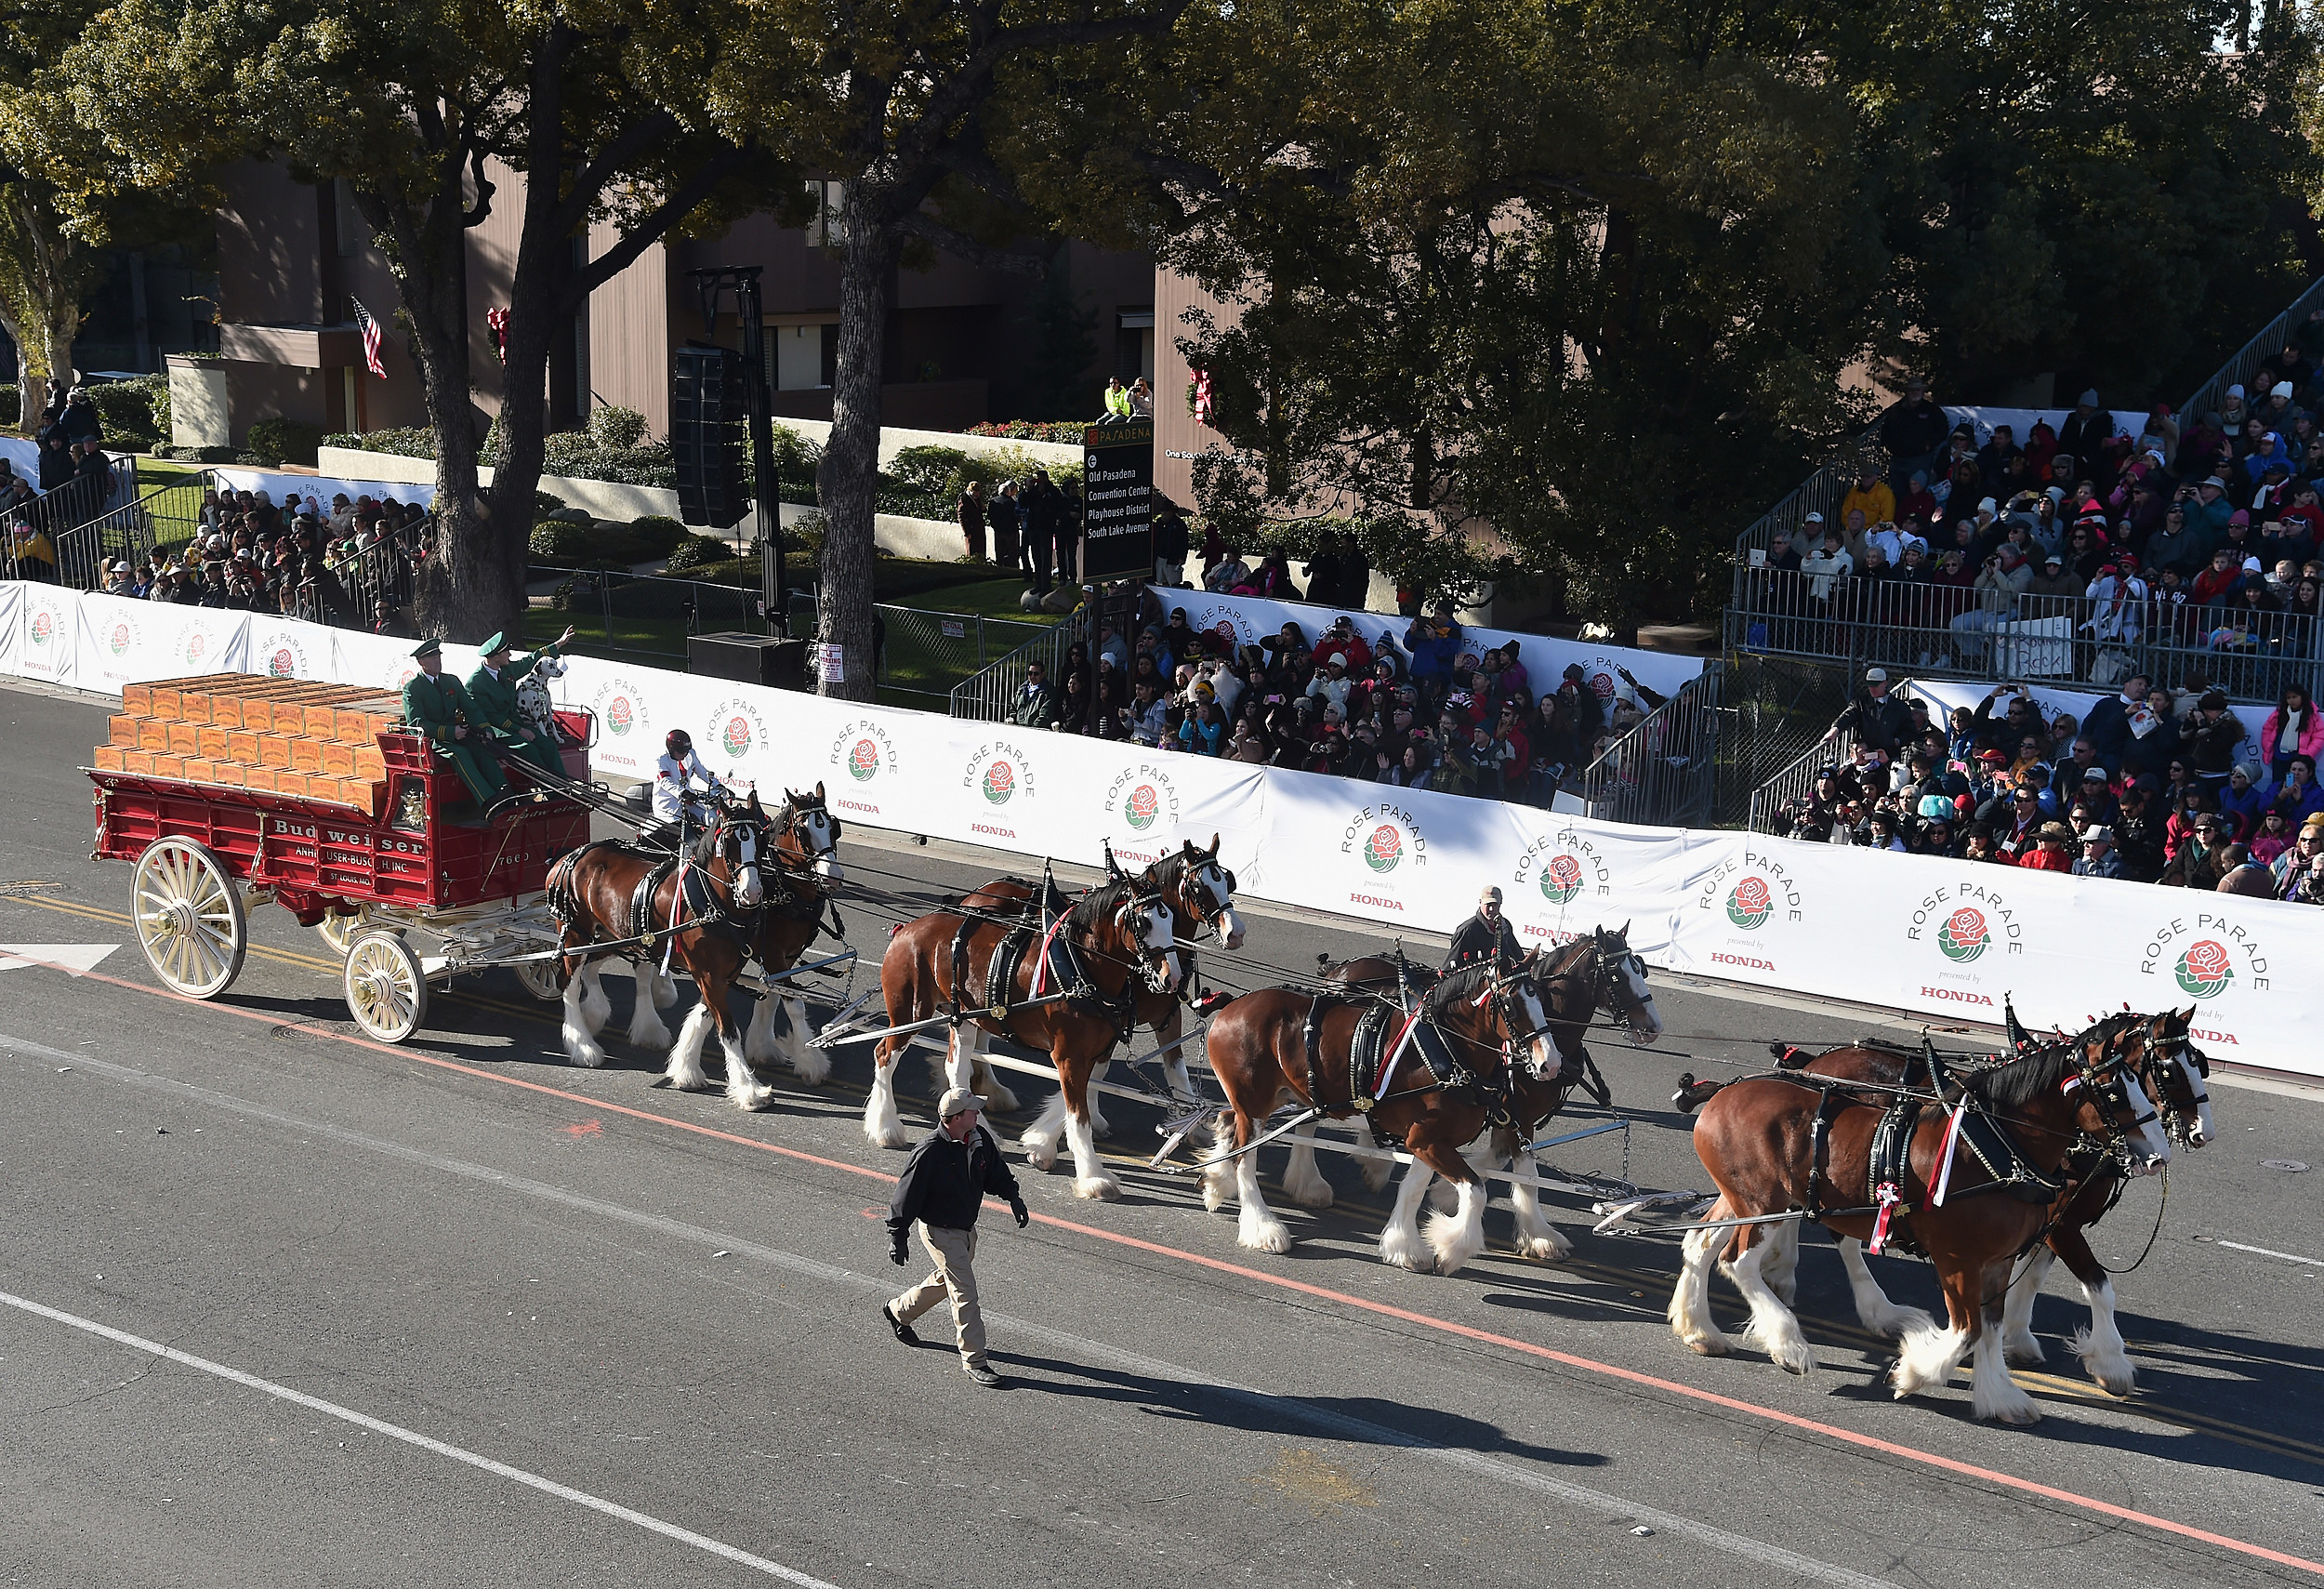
[3,676,2321,1588]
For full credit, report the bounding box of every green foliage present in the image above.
[587,405,647,451]
[534,490,565,516]
[769,422,821,497]
[628,514,688,554]
[1012,256,1100,421]
[323,428,435,460]
[0,384,15,427]
[662,532,733,572]
[154,443,241,463]
[244,416,324,467]
[539,428,678,487]
[530,521,592,563]
[967,420,1086,444]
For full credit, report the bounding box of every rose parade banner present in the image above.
[9,578,2319,1079]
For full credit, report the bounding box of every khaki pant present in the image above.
[890,1222,986,1369]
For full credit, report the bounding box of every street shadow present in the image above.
[989,1352,1607,1468]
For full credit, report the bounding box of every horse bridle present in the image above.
[774,796,843,880]
[2135,1021,2209,1147]
[1116,888,1177,993]
[2060,1031,2160,1155]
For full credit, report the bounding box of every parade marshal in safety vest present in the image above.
[400,638,504,805]
[467,625,575,777]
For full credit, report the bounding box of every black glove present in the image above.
[1011,1199,1030,1230]
[889,1233,909,1266]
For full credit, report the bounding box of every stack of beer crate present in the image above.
[92,675,404,815]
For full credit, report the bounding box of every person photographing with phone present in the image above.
[882,1089,1029,1388]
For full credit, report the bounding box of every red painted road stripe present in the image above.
[18,953,2324,1580]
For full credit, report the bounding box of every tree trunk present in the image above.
[0,184,98,387]
[816,188,901,702]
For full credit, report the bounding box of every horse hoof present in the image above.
[1517,1236,1572,1263]
[2002,1335,2046,1367]
[789,1055,831,1088]
[1683,1334,1729,1357]
[1992,1403,2042,1427]
[736,1091,775,1113]
[1073,1176,1121,1202]
[1240,1220,1292,1255]
[1286,1183,1334,1211]
[1088,1114,1113,1140]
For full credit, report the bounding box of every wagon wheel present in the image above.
[512,954,563,1001]
[131,836,247,999]
[316,910,367,956]
[344,930,429,1043]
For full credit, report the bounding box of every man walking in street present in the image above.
[1443,885,1523,973]
[883,1088,1028,1388]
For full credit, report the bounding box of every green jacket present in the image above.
[401,670,481,746]
[465,642,560,735]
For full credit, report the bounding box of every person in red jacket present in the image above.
[2018,821,2077,872]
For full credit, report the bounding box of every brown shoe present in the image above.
[881,1304,920,1345]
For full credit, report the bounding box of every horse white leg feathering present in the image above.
[742,989,780,1066]
[1892,1318,1976,1400]
[1020,1088,1067,1172]
[1725,1238,1815,1374]
[718,1016,773,1112]
[1838,1237,1935,1338]
[560,973,608,1067]
[649,968,680,1010]
[944,1026,976,1093]
[578,963,612,1034]
[1423,1178,1490,1276]
[663,1004,717,1092]
[780,996,829,1085]
[864,1053,907,1148]
[1507,1147,1572,1262]
[2000,1247,2053,1364]
[1971,1309,2041,1423]
[1668,1221,1733,1356]
[2067,1277,2138,1397]
[1063,1106,1120,1201]
[1233,1144,1290,1254]
[1378,1162,1435,1272]
[626,968,672,1049]
[1760,1218,1800,1305]
[1280,1124,1334,1209]
[1083,1059,1112,1138]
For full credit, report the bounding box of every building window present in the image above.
[769,319,838,391]
[803,180,847,249]
[1116,307,1154,383]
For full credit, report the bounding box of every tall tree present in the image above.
[710,0,1193,700]
[22,0,775,640]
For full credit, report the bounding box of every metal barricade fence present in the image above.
[949,613,1089,722]
[36,458,174,588]
[1569,662,1724,828]
[1724,565,2323,705]
[1747,727,1855,835]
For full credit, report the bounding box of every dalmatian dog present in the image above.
[514,653,568,746]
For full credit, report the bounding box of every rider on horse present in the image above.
[651,730,728,849]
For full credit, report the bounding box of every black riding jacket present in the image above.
[888,1122,1023,1237]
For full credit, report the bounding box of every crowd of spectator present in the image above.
[92,484,432,630]
[1006,588,1659,805]
[1778,666,2324,902]
[1746,344,2324,698]
[3,382,128,577]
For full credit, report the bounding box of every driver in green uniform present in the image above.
[467,625,576,778]
[400,638,504,805]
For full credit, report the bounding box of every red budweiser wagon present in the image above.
[87,674,595,1042]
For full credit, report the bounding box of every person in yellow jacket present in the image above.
[1101,377,1133,424]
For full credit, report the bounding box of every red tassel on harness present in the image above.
[1868,1182,1904,1255]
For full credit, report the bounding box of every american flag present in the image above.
[350,298,387,378]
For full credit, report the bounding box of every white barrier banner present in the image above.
[1938,406,2150,454]
[15,579,2323,1079]
[214,468,434,512]
[0,579,18,674]
[244,616,336,682]
[15,584,78,683]
[1907,678,2270,776]
[1151,587,1706,703]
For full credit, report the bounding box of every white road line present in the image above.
[2,1028,1897,1589]
[0,1287,839,1587]
[2215,1239,2324,1268]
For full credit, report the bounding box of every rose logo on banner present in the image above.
[1340,802,1426,913]
[606,695,635,735]
[1728,876,1774,930]
[827,719,898,816]
[703,697,771,775]
[182,628,208,667]
[110,621,135,657]
[983,760,1016,803]
[1124,783,1160,829]
[959,740,1035,839]
[1364,824,1404,872]
[1539,854,1584,904]
[1937,907,1990,963]
[267,646,296,677]
[589,677,650,775]
[2175,938,2234,1000]
[253,629,310,679]
[848,739,880,781]
[29,608,55,648]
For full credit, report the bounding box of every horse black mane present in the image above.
[1067,877,1143,935]
[1968,1010,2142,1112]
[1428,963,1497,1014]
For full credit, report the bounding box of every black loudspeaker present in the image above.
[671,345,747,527]
[688,632,810,692]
